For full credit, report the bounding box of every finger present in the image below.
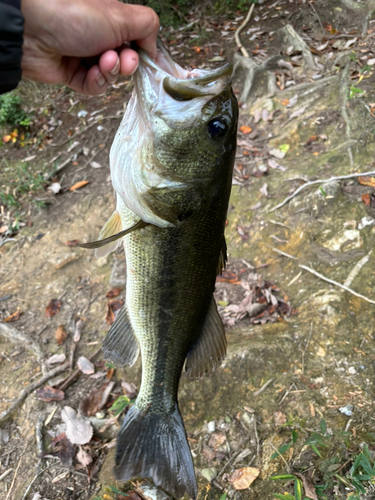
[118,48,139,76]
[115,4,159,59]
[67,60,108,95]
[99,50,121,82]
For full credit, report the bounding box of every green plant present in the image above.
[271,475,309,500]
[109,395,131,416]
[0,92,32,128]
[349,85,365,99]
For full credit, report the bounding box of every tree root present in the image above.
[275,24,317,71]
[0,323,43,360]
[339,64,354,167]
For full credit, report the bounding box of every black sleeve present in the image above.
[0,0,24,94]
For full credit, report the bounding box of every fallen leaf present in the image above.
[0,225,8,234]
[274,411,287,426]
[358,176,375,187]
[61,406,93,445]
[230,467,260,490]
[2,135,12,143]
[0,428,10,445]
[269,148,286,159]
[295,473,318,500]
[106,287,123,299]
[46,353,67,366]
[43,433,76,466]
[36,386,65,402]
[70,180,89,192]
[202,444,216,460]
[73,318,85,343]
[45,299,61,318]
[106,300,124,325]
[77,356,95,375]
[55,325,68,345]
[208,432,226,450]
[281,99,290,106]
[121,380,137,399]
[79,381,115,417]
[2,310,23,322]
[64,240,80,247]
[239,125,252,134]
[259,183,268,197]
[77,445,93,467]
[90,161,102,169]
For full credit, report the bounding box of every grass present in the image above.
[270,418,375,500]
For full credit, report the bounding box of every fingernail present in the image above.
[130,62,139,76]
[96,73,106,87]
[110,59,120,76]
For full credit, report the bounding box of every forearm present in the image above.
[0,0,24,94]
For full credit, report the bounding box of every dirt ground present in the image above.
[2,1,375,499]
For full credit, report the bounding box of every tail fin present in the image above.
[115,405,197,499]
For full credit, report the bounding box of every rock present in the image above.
[322,229,362,252]
[339,404,353,416]
[207,421,216,433]
[358,216,375,230]
[96,255,109,268]
[201,467,218,482]
[53,253,80,270]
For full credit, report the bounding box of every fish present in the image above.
[81,39,238,498]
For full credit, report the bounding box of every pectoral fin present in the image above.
[185,297,226,379]
[79,218,149,254]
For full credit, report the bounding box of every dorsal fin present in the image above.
[102,305,139,367]
[184,297,227,379]
[217,236,227,276]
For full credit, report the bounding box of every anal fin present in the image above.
[102,305,139,367]
[185,297,227,379]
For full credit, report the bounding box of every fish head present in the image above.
[110,39,238,227]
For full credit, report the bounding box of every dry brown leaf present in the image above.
[73,318,85,343]
[61,406,93,445]
[106,287,123,299]
[358,176,375,187]
[106,300,124,325]
[79,381,115,417]
[36,386,65,402]
[239,125,252,134]
[2,309,23,322]
[202,444,216,460]
[362,193,372,206]
[230,467,260,490]
[46,353,67,366]
[64,240,80,247]
[208,432,226,450]
[0,225,8,234]
[121,380,137,399]
[77,445,93,467]
[45,299,62,318]
[44,432,76,466]
[55,325,68,345]
[295,473,318,500]
[70,180,89,191]
[274,411,287,426]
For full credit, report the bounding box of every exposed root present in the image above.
[275,24,317,71]
[0,323,43,360]
[234,53,281,104]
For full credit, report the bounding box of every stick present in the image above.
[253,378,274,396]
[299,265,375,305]
[57,347,101,391]
[270,170,375,212]
[343,250,372,287]
[0,362,70,425]
[21,464,57,500]
[269,442,291,473]
[308,1,325,33]
[234,3,255,58]
[301,324,313,374]
[5,456,22,500]
[270,247,298,260]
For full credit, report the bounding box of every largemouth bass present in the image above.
[82,39,238,498]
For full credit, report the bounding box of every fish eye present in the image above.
[207,118,227,138]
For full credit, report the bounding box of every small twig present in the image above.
[301,324,313,374]
[253,378,274,396]
[340,64,353,167]
[269,441,291,473]
[308,1,325,33]
[299,264,375,305]
[270,247,298,260]
[343,250,372,287]
[270,170,375,212]
[345,418,353,432]
[35,414,45,473]
[0,362,70,425]
[5,456,22,500]
[252,415,261,465]
[234,3,255,58]
[21,464,57,500]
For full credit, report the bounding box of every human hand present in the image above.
[21,0,159,95]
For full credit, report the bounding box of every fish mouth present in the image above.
[136,38,233,102]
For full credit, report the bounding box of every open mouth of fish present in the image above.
[135,38,233,106]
